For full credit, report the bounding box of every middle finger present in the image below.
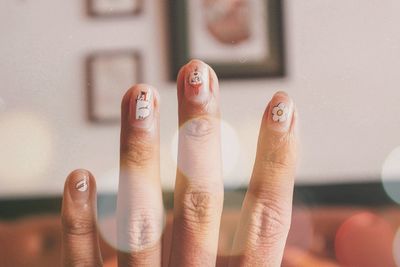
[169,60,224,267]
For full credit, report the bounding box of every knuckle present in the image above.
[119,248,160,266]
[181,189,222,230]
[62,215,95,236]
[121,134,154,167]
[248,202,291,247]
[125,211,160,250]
[182,117,216,140]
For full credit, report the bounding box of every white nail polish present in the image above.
[75,179,88,192]
[272,102,289,123]
[136,90,152,120]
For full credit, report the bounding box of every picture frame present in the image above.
[87,0,143,18]
[86,51,142,123]
[169,0,285,80]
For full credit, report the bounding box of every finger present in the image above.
[117,85,163,267]
[168,60,224,267]
[229,92,297,267]
[61,169,102,267]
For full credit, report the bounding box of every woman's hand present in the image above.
[61,59,297,267]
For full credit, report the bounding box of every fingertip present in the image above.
[64,169,96,204]
[186,58,207,66]
[121,84,159,130]
[274,90,289,97]
[255,91,298,172]
[176,59,220,122]
[184,59,219,91]
[177,59,216,87]
[264,91,295,133]
[176,59,201,89]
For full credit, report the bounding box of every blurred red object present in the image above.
[335,212,396,267]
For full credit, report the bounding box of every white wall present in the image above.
[1,0,400,197]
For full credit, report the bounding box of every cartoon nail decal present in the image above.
[75,179,88,192]
[188,70,203,86]
[185,69,210,103]
[272,102,289,122]
[136,90,152,120]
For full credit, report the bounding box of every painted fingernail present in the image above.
[76,179,88,192]
[268,92,294,132]
[68,170,90,203]
[184,63,210,104]
[130,88,154,129]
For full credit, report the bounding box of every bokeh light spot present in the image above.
[171,119,240,182]
[381,146,400,204]
[97,171,166,253]
[0,111,53,192]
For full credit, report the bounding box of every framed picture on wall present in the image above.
[87,0,143,17]
[86,51,142,123]
[169,0,285,80]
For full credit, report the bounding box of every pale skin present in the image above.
[61,59,298,267]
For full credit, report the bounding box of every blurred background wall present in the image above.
[1,0,400,197]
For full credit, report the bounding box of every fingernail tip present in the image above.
[186,58,207,67]
[68,169,90,180]
[274,90,289,96]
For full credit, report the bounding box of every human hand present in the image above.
[61,59,297,267]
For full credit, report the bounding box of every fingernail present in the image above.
[68,170,90,203]
[184,62,210,104]
[268,92,294,132]
[130,87,154,129]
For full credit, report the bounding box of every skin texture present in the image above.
[62,60,299,267]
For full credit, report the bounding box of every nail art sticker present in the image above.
[75,179,88,192]
[136,90,152,120]
[272,102,289,122]
[188,71,203,86]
